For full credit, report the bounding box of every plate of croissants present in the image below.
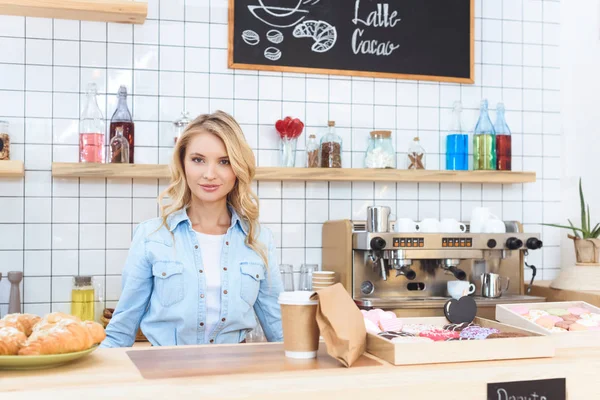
[0,312,106,370]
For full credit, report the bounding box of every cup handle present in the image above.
[467,283,476,295]
[502,277,510,293]
[459,223,466,232]
[415,224,420,232]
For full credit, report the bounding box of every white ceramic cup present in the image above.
[470,207,500,233]
[447,281,476,300]
[440,218,467,233]
[394,218,420,233]
[484,219,506,233]
[418,218,440,233]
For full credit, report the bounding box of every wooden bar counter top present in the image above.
[1,341,599,399]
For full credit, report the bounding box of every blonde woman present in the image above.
[101,111,283,347]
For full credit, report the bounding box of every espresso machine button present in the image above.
[506,237,523,250]
[361,281,375,295]
[526,237,543,250]
[487,239,497,249]
[370,237,386,250]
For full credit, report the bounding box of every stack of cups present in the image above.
[312,271,336,290]
[278,291,320,359]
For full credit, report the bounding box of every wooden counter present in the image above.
[1,342,599,399]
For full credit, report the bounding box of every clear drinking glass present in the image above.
[300,264,318,291]
[279,264,294,292]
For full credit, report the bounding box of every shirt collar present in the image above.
[166,205,248,235]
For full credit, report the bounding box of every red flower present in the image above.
[275,116,304,139]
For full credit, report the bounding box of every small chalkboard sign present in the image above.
[228,0,474,83]
[487,378,566,400]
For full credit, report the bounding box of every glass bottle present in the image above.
[108,126,130,163]
[319,121,343,168]
[109,85,135,163]
[446,101,468,171]
[173,111,191,145]
[473,99,496,170]
[79,83,105,163]
[494,102,512,171]
[407,137,426,170]
[306,134,319,168]
[364,130,396,168]
[71,276,95,321]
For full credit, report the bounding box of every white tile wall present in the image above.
[0,0,561,313]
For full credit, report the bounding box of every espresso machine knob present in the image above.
[526,237,543,250]
[487,239,497,249]
[506,237,523,250]
[370,237,387,251]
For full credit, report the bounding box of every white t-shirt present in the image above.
[194,231,225,343]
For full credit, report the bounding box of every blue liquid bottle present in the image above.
[446,101,468,170]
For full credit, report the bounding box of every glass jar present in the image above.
[364,130,396,168]
[306,134,319,167]
[319,121,342,168]
[173,111,191,145]
[407,137,426,170]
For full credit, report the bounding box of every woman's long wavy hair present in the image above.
[157,110,267,267]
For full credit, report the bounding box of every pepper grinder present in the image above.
[8,271,22,314]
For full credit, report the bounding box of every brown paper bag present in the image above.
[310,283,366,367]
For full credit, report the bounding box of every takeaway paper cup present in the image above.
[278,291,320,359]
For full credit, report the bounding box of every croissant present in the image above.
[83,320,106,344]
[0,327,28,355]
[19,319,94,356]
[0,313,42,336]
[32,312,80,332]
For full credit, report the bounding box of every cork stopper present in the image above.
[74,276,92,287]
[309,134,316,138]
[370,130,392,138]
[413,137,420,142]
[327,121,335,127]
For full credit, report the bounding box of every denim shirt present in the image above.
[100,207,283,347]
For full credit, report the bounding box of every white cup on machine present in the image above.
[470,207,501,233]
[484,219,506,233]
[418,218,440,233]
[447,281,476,300]
[394,218,420,233]
[439,218,467,233]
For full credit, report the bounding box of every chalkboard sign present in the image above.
[487,378,566,400]
[228,0,474,83]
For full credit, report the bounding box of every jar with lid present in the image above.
[71,276,103,322]
[407,137,426,170]
[0,120,9,160]
[364,130,396,168]
[306,134,319,167]
[173,111,191,145]
[319,121,342,168]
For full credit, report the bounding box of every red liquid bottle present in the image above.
[494,102,511,171]
[109,86,135,163]
[79,83,105,163]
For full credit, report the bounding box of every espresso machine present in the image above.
[322,207,546,319]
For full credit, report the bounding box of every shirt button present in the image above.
[210,339,214,343]
[199,269,203,273]
[221,318,226,322]
[225,241,229,245]
[200,294,205,298]
[223,290,228,295]
[256,274,259,278]
[223,267,227,271]
[195,245,198,249]
[200,322,204,326]
[161,272,166,277]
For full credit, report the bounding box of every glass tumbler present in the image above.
[300,264,318,291]
[279,264,294,292]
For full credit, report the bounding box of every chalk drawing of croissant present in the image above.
[293,20,337,53]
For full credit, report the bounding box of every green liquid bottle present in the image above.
[473,99,496,170]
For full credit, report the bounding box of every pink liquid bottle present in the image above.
[79,83,105,163]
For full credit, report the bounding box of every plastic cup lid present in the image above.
[278,291,318,305]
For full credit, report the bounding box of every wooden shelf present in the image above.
[52,162,536,184]
[0,0,147,24]
[0,160,24,177]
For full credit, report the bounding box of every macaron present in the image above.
[561,314,580,322]
[527,309,550,321]
[567,307,589,316]
[569,323,588,331]
[550,327,568,333]
[576,319,599,327]
[546,315,564,323]
[379,318,403,332]
[579,313,594,320]
[589,313,600,322]
[419,329,460,341]
[511,306,530,315]
[535,316,558,329]
[547,308,570,316]
[555,320,575,330]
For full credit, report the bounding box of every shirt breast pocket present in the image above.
[239,262,266,306]
[152,261,185,307]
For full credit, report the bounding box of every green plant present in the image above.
[543,178,600,239]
